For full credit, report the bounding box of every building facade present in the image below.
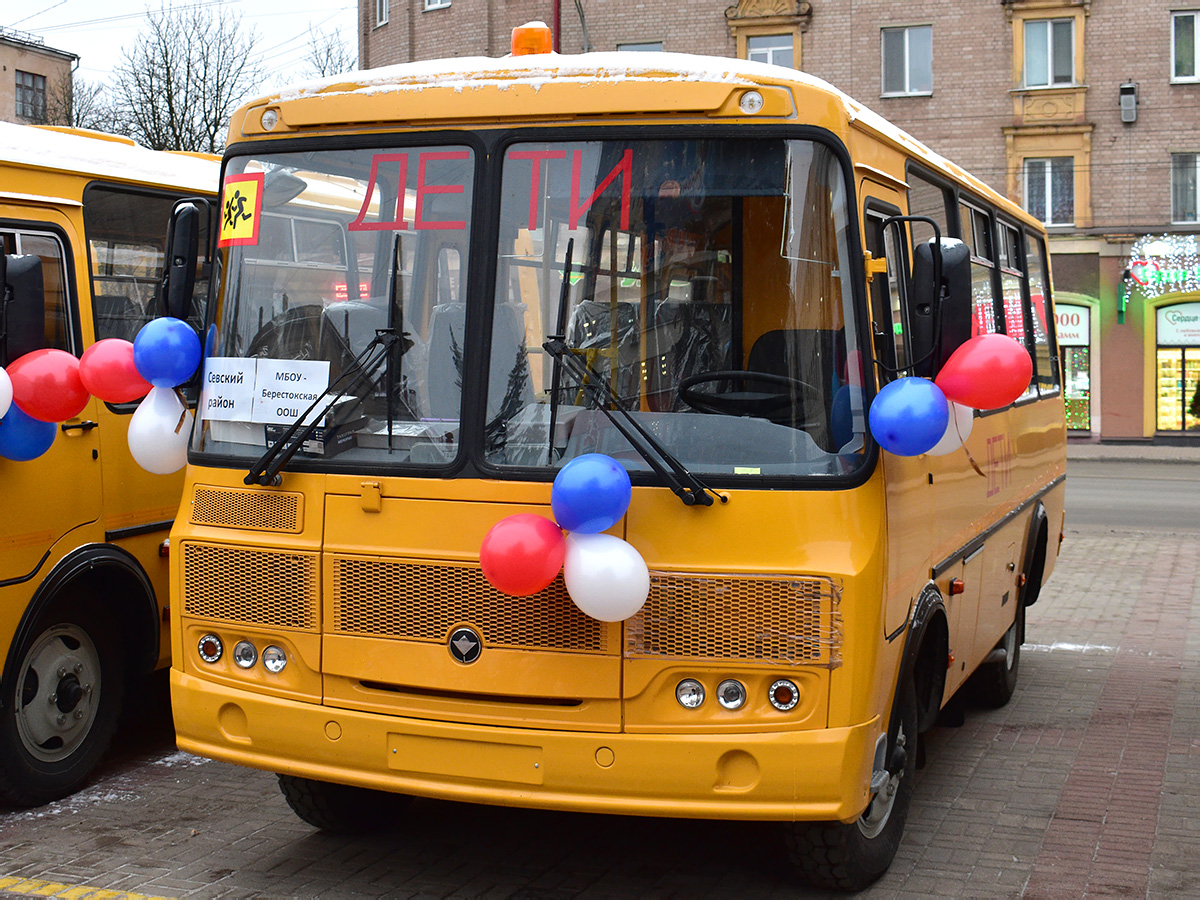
[0,28,77,126]
[359,0,1200,444]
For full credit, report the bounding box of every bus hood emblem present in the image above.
[448,627,482,664]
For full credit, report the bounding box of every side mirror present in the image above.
[910,238,971,378]
[0,254,47,366]
[160,199,206,321]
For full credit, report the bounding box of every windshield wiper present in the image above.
[542,337,724,507]
[244,330,402,486]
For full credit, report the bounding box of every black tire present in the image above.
[0,605,124,807]
[967,605,1023,708]
[784,677,918,892]
[277,774,410,833]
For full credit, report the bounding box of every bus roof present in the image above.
[0,122,219,195]
[237,50,1031,228]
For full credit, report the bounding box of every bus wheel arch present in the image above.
[0,545,158,806]
[1021,504,1050,609]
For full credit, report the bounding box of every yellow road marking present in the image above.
[0,877,173,900]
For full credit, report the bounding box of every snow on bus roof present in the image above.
[0,122,218,194]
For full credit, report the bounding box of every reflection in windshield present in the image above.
[487,138,866,478]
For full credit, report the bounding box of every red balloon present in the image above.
[935,334,1033,411]
[8,349,90,422]
[80,339,153,404]
[480,514,566,597]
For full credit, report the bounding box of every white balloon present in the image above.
[128,386,192,474]
[0,367,10,420]
[926,401,975,456]
[563,532,650,622]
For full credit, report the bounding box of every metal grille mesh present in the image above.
[626,573,842,667]
[331,557,611,653]
[181,542,318,629]
[190,487,301,532]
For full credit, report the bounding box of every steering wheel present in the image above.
[677,370,824,427]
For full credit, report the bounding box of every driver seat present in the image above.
[746,329,839,449]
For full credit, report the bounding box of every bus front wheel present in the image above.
[784,677,917,892]
[278,774,411,833]
[0,605,124,807]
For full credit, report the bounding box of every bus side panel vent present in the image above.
[626,573,842,668]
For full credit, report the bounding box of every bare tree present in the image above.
[304,27,357,79]
[44,74,120,133]
[111,5,263,153]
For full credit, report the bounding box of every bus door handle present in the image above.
[61,420,99,435]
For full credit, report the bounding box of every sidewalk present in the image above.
[1067,439,1200,463]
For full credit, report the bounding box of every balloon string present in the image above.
[963,444,984,477]
[173,387,188,435]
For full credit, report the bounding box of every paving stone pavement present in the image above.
[0,480,1197,897]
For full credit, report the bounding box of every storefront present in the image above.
[1129,234,1200,436]
[1055,301,1092,431]
[1154,302,1200,433]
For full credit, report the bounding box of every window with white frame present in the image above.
[424,0,450,9]
[376,0,388,25]
[747,34,794,69]
[1024,18,1074,86]
[617,41,663,52]
[1173,153,1199,223]
[881,25,932,95]
[1173,12,1199,81]
[1025,157,1074,225]
[15,71,46,122]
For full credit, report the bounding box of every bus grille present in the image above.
[626,573,842,667]
[181,543,318,629]
[330,557,613,653]
[190,486,302,533]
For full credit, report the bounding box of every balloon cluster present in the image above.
[869,333,1033,457]
[479,453,651,622]
[0,316,200,473]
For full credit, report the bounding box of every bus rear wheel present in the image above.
[0,606,123,807]
[784,677,917,892]
[968,605,1024,708]
[277,774,411,833]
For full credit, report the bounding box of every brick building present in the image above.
[359,0,1200,444]
[0,28,76,126]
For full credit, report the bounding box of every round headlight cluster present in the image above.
[674,677,801,712]
[196,634,287,674]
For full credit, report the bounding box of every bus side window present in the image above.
[960,201,999,335]
[2,229,72,360]
[865,208,907,380]
[1025,231,1060,394]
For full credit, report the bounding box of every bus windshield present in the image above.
[194,134,867,480]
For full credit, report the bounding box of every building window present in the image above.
[376,0,388,25]
[881,26,932,96]
[617,42,663,52]
[15,71,46,122]
[747,34,794,69]
[1174,12,1199,81]
[1024,157,1074,225]
[1023,18,1073,87]
[1173,153,1200,223]
[424,0,450,9]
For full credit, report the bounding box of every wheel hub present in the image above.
[14,626,101,763]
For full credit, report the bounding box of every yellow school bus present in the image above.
[168,25,1065,890]
[0,124,217,806]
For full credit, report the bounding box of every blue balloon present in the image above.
[0,405,56,461]
[133,317,202,388]
[552,453,633,534]
[869,377,949,457]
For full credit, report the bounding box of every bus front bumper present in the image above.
[171,669,877,823]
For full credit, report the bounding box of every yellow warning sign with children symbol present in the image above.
[218,172,264,247]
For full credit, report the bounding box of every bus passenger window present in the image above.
[961,202,998,335]
[1025,232,1060,394]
